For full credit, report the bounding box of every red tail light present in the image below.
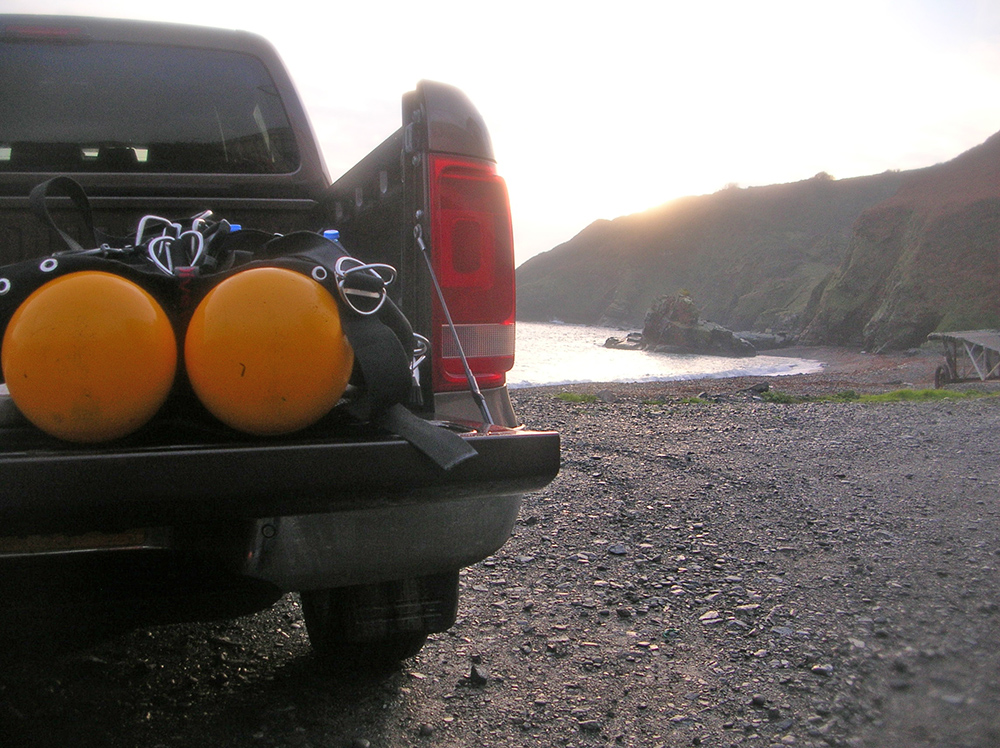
[429,154,515,392]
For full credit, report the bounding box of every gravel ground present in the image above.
[2,348,999,748]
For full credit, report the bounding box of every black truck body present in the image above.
[0,15,558,665]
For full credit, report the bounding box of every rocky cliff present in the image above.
[517,130,1000,349]
[801,132,1000,350]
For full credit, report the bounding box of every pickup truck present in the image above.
[0,15,558,668]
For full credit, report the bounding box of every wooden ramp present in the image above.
[927,330,1000,387]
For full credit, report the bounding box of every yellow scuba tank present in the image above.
[2,271,178,443]
[184,266,354,436]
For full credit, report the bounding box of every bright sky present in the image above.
[6,0,1000,267]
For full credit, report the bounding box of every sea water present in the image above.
[507,321,823,389]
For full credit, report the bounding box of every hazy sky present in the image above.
[5,0,1000,266]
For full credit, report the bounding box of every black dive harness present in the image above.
[0,177,477,470]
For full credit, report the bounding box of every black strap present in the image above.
[339,307,413,419]
[29,176,97,253]
[251,233,479,470]
[377,403,477,470]
[262,233,415,419]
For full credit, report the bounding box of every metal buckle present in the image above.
[411,333,429,372]
[333,256,396,316]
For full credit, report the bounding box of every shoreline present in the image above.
[514,344,959,399]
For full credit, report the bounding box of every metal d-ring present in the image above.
[147,235,173,275]
[177,229,205,267]
[333,256,396,316]
[136,215,181,247]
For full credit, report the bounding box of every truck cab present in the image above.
[0,15,558,668]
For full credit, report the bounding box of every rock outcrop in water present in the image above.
[642,294,756,357]
[604,333,644,350]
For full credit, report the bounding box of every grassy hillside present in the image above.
[516,171,905,331]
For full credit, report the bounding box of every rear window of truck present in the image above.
[0,40,299,174]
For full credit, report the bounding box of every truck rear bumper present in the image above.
[0,422,559,538]
[0,487,522,609]
[243,492,522,591]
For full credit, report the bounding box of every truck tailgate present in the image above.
[0,420,559,536]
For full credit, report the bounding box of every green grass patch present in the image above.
[858,388,988,403]
[760,390,800,404]
[562,387,995,407]
[829,390,860,402]
[555,392,598,404]
[760,389,859,404]
[760,387,994,405]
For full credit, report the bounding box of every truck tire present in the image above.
[301,627,428,671]
[299,572,458,671]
